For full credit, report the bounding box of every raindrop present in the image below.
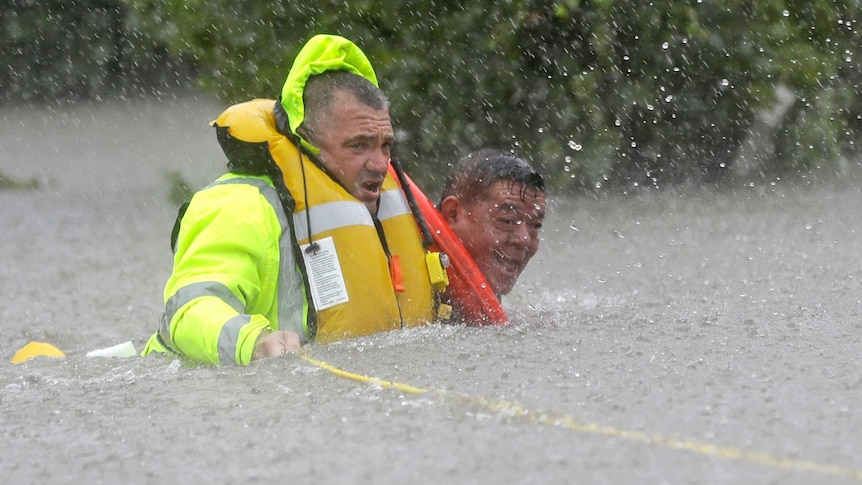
[782,10,790,17]
[720,79,730,87]
[661,42,669,50]
[567,140,583,151]
[664,95,674,102]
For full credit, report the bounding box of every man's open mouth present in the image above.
[496,253,521,276]
[360,180,382,199]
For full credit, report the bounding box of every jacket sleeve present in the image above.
[161,178,283,365]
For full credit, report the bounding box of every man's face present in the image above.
[306,91,395,214]
[443,180,546,297]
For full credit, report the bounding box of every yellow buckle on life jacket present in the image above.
[426,251,449,290]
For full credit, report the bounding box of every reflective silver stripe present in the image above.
[218,315,250,364]
[276,213,307,343]
[377,188,411,222]
[164,281,245,323]
[159,281,246,350]
[290,188,410,241]
[292,200,373,242]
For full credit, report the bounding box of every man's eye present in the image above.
[494,217,523,232]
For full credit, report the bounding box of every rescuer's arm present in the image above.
[162,180,286,365]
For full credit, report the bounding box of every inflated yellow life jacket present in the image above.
[213,99,436,343]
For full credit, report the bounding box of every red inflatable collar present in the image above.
[388,165,508,325]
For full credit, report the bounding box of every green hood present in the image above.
[280,34,379,154]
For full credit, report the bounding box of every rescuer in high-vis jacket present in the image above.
[142,34,449,365]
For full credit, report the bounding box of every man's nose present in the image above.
[510,221,531,246]
[367,151,389,173]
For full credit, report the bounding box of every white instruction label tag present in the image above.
[300,236,349,310]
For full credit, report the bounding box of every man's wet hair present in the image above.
[301,70,389,132]
[439,148,545,206]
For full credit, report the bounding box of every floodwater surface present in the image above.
[1,99,861,484]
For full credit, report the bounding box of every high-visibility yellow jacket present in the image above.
[142,34,441,365]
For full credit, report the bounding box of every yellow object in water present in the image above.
[12,341,65,364]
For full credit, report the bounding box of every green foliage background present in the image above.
[3,0,861,190]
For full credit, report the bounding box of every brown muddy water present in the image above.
[1,98,861,484]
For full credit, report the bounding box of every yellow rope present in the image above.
[299,353,429,394]
[298,352,862,481]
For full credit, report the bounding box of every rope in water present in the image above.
[298,352,862,481]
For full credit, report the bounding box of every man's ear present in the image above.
[439,196,462,224]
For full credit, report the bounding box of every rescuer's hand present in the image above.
[252,330,301,361]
